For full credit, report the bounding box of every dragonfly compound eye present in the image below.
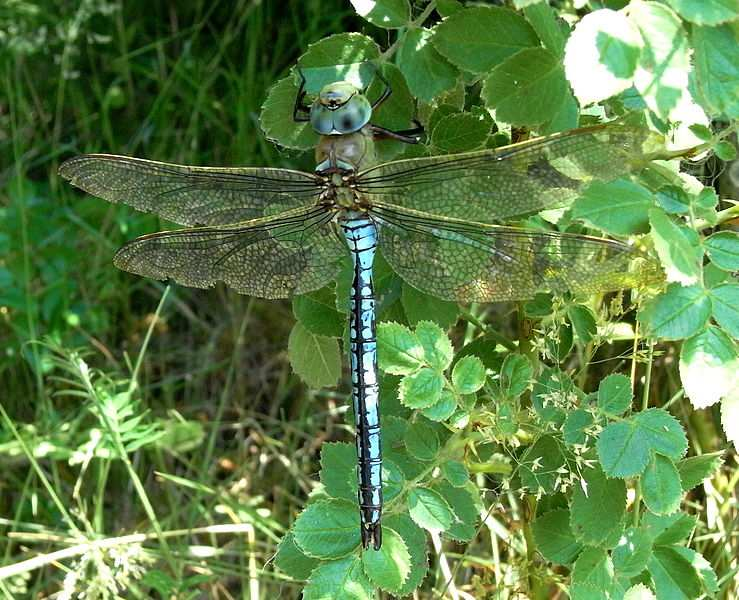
[311,82,372,135]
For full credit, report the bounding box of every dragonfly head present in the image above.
[311,82,372,136]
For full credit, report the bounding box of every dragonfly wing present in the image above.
[357,124,661,224]
[59,154,324,226]
[113,207,347,299]
[372,204,662,303]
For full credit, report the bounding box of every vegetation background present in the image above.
[1,0,737,599]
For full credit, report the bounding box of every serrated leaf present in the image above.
[612,527,653,577]
[361,527,410,593]
[692,23,739,119]
[442,460,469,487]
[677,451,724,491]
[624,584,656,600]
[532,367,577,424]
[288,322,341,388]
[293,289,345,337]
[303,554,374,600]
[665,0,738,25]
[630,2,689,121]
[399,367,444,409]
[320,442,356,501]
[709,283,739,338]
[571,179,655,235]
[414,321,453,372]
[564,9,642,105]
[656,185,691,215]
[383,514,428,596]
[293,499,361,559]
[430,112,490,152]
[532,509,583,565]
[397,28,458,103]
[377,322,424,375]
[679,326,738,409]
[570,547,616,600]
[407,487,454,532]
[482,47,567,126]
[404,420,439,461]
[299,32,380,81]
[432,6,539,73]
[644,511,696,545]
[642,454,683,515]
[705,231,739,271]
[350,0,410,28]
[568,304,597,344]
[714,140,738,160]
[420,389,457,422]
[648,546,703,600]
[500,353,533,398]
[649,209,702,286]
[672,546,719,595]
[597,408,687,478]
[435,480,479,542]
[274,533,320,580]
[638,283,711,341]
[451,355,486,395]
[597,374,633,416]
[401,284,459,329]
[520,435,566,494]
[563,408,595,446]
[524,2,567,58]
[260,76,318,149]
[570,465,627,546]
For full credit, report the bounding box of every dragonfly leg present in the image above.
[369,120,425,144]
[370,67,392,110]
[292,67,311,123]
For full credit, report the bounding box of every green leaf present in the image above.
[644,511,696,545]
[647,546,703,600]
[432,6,539,74]
[524,3,567,58]
[274,533,320,580]
[383,514,428,596]
[407,486,454,532]
[563,408,595,446]
[293,499,361,559]
[420,389,458,422]
[570,547,616,600]
[623,584,656,600]
[320,442,356,501]
[638,283,711,341]
[629,2,689,121]
[399,367,444,409]
[293,289,344,337]
[401,284,459,329]
[531,367,576,425]
[500,353,533,399]
[441,460,469,487]
[414,321,453,372]
[571,179,655,235]
[705,231,739,271]
[677,451,724,491]
[397,28,458,103]
[430,112,490,153]
[641,454,683,516]
[288,322,341,388]
[568,304,597,344]
[597,373,633,416]
[482,47,567,126]
[298,32,380,85]
[679,326,738,409]
[435,481,479,542]
[532,509,582,565]
[612,527,653,577]
[709,282,739,338]
[665,0,739,25]
[692,23,739,119]
[649,209,702,286]
[451,355,486,395]
[520,435,566,494]
[361,527,411,593]
[656,185,691,215]
[303,555,374,600]
[570,465,627,546]
[403,420,439,461]
[672,546,719,595]
[350,0,410,28]
[260,75,318,150]
[564,9,642,105]
[597,408,687,478]
[377,322,424,375]
[436,0,463,16]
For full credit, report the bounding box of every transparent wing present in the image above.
[113,206,347,299]
[357,124,662,224]
[59,154,324,226]
[372,203,662,303]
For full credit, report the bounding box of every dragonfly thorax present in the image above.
[310,82,372,136]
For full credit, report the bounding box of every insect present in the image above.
[59,67,664,550]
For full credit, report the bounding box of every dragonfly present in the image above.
[59,69,664,551]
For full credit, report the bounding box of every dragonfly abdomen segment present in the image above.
[341,214,383,550]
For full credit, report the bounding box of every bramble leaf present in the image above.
[378,322,424,375]
[641,454,683,515]
[293,500,361,559]
[399,367,444,409]
[361,527,411,593]
[407,487,454,532]
[451,355,486,395]
[570,465,627,546]
[597,374,633,416]
[533,509,582,565]
[638,284,711,340]
[303,554,374,600]
[679,326,738,409]
[288,322,341,388]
